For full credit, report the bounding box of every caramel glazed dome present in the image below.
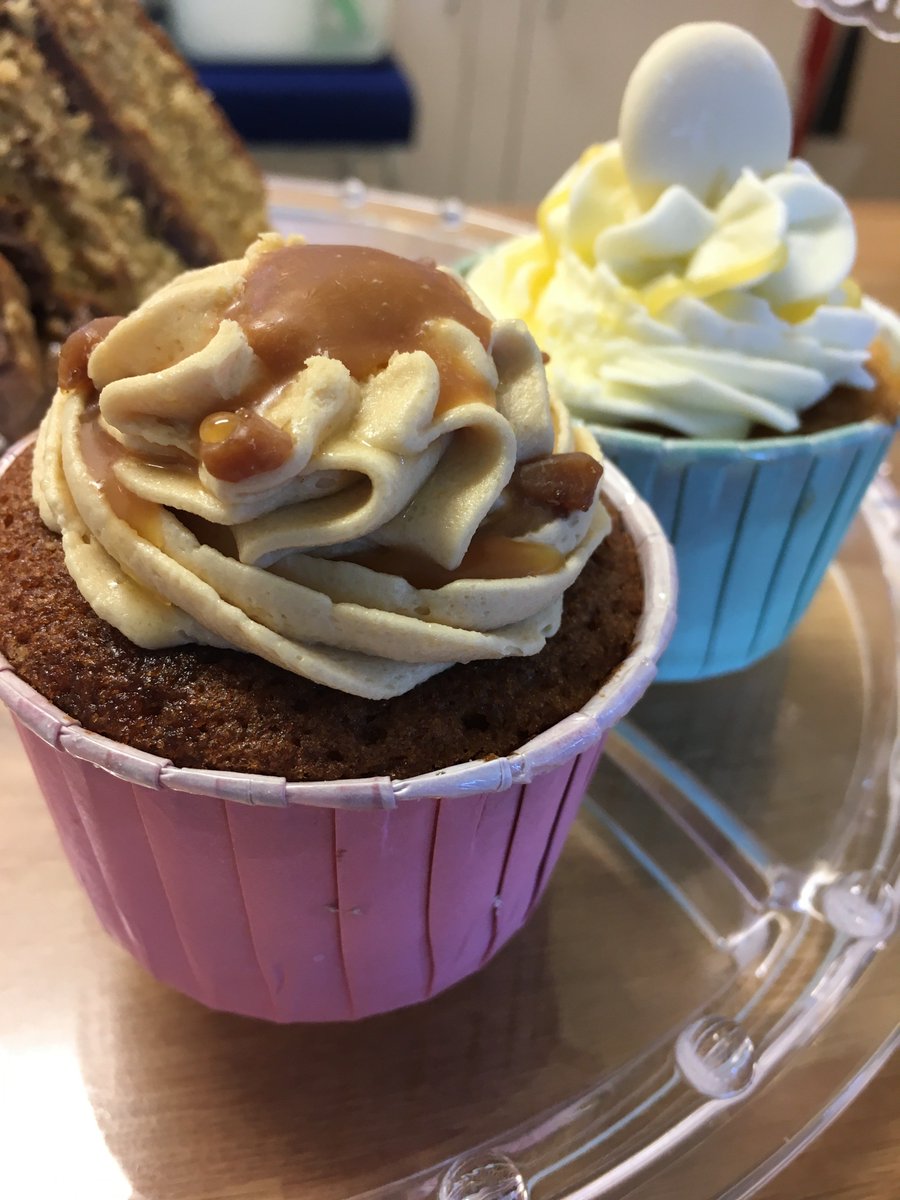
[0,236,643,778]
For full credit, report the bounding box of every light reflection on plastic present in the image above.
[0,1045,130,1200]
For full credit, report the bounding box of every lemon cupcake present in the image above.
[469,23,898,681]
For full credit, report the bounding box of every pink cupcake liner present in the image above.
[0,436,676,1021]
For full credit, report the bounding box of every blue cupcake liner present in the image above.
[593,417,894,681]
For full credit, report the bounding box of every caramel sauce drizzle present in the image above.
[58,317,123,392]
[78,413,162,545]
[350,454,601,589]
[227,243,494,414]
[197,245,494,481]
[416,323,493,416]
[346,534,565,591]
[61,250,594,591]
[58,317,161,545]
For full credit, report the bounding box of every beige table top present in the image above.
[0,200,898,1200]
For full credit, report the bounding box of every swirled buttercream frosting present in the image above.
[34,235,610,699]
[468,23,879,439]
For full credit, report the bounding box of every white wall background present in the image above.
[392,0,810,204]
[249,1,900,205]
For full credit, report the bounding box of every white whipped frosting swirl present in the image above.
[468,24,878,440]
[33,236,610,699]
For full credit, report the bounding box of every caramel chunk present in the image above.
[199,408,293,483]
[515,452,603,514]
[58,317,123,391]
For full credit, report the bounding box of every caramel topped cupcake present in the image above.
[0,234,673,1023]
[1,236,667,784]
[33,234,612,702]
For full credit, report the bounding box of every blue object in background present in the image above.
[194,57,414,145]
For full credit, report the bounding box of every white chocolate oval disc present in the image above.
[619,23,792,208]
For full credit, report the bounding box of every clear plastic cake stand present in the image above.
[1,179,898,1200]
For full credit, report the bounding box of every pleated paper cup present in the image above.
[0,442,675,1023]
[593,298,900,683]
[599,419,892,681]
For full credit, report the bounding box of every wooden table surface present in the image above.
[0,201,898,1200]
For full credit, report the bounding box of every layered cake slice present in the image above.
[0,249,46,442]
[0,0,268,437]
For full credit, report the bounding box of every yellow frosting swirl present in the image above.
[33,235,610,699]
[468,25,877,440]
